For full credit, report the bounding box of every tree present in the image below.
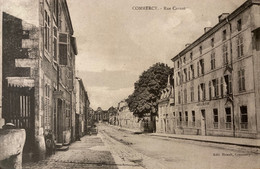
[127,63,172,118]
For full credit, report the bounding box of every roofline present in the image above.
[63,0,74,35]
[171,0,258,62]
[76,77,89,99]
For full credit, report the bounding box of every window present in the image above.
[225,107,231,129]
[240,106,248,130]
[238,69,245,92]
[178,72,181,85]
[197,61,200,77]
[178,91,181,104]
[59,33,70,65]
[211,38,214,47]
[223,44,228,64]
[202,83,206,100]
[183,56,186,63]
[190,86,194,102]
[177,60,180,68]
[190,65,194,79]
[192,111,195,126]
[188,68,190,81]
[237,19,242,31]
[213,109,218,129]
[179,112,182,122]
[198,83,206,101]
[223,29,227,41]
[212,79,219,98]
[44,10,51,52]
[53,27,58,61]
[220,77,224,97]
[224,75,232,95]
[237,35,244,57]
[185,111,188,126]
[211,51,216,70]
[199,46,202,55]
[190,52,193,60]
[184,68,187,82]
[199,59,204,75]
[209,81,212,100]
[184,89,187,103]
[198,85,200,101]
[173,112,175,117]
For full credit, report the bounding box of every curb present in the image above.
[149,134,260,149]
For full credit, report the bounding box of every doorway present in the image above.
[201,109,206,135]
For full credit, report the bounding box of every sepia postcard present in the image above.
[0,0,259,169]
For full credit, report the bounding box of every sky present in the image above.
[67,0,245,110]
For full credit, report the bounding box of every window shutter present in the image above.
[59,33,69,65]
[241,36,244,56]
[68,68,73,91]
[198,85,200,101]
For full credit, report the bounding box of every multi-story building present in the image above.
[171,0,260,138]
[74,77,90,140]
[156,75,175,133]
[1,0,77,159]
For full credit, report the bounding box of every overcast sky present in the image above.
[67,0,245,110]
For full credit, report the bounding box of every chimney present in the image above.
[185,43,191,47]
[204,27,212,33]
[218,13,229,22]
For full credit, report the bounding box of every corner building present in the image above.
[2,0,77,159]
[171,0,260,138]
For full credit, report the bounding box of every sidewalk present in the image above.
[23,135,118,169]
[110,124,260,148]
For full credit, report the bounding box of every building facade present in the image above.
[1,0,78,159]
[108,106,118,125]
[156,75,175,133]
[74,77,90,140]
[117,100,142,131]
[171,0,260,138]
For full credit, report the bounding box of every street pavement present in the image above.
[23,124,260,169]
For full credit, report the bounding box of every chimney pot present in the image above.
[218,13,229,22]
[204,27,212,33]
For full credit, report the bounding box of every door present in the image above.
[201,109,206,136]
[57,99,63,143]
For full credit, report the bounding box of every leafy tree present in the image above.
[127,63,172,118]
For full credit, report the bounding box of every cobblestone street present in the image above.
[23,124,260,169]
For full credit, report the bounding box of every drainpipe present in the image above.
[226,17,235,137]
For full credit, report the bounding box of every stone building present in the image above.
[74,77,90,140]
[1,0,77,159]
[117,100,142,131]
[171,0,260,138]
[156,75,175,133]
